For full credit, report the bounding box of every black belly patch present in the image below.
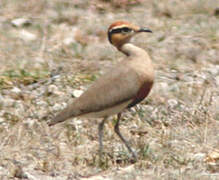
[127,81,153,108]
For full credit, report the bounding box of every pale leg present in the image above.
[98,117,107,159]
[114,113,137,161]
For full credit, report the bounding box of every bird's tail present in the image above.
[48,105,79,126]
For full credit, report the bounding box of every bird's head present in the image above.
[108,21,152,49]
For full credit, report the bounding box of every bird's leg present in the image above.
[98,117,107,159]
[114,113,137,162]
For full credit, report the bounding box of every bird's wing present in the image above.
[48,61,142,126]
[73,62,141,114]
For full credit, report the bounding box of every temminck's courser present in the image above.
[48,21,154,162]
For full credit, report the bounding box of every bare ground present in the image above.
[0,0,218,179]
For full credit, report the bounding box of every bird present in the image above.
[48,21,154,162]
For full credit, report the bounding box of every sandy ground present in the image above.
[0,0,218,179]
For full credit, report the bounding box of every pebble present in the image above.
[0,118,4,123]
[193,153,206,161]
[11,18,31,27]
[216,76,219,86]
[3,98,15,107]
[47,84,59,95]
[0,166,9,177]
[0,94,4,104]
[169,84,180,92]
[63,37,76,45]
[155,82,169,94]
[14,101,25,114]
[24,118,35,127]
[35,100,47,107]
[11,87,22,94]
[72,89,83,98]
[204,65,219,76]
[53,103,66,111]
[141,105,154,112]
[167,99,178,108]
[17,29,37,41]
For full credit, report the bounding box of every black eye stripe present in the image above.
[110,27,131,34]
[108,27,132,44]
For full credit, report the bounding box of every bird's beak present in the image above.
[137,28,152,33]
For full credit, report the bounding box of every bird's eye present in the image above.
[122,27,131,33]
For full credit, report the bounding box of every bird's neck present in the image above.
[118,43,147,57]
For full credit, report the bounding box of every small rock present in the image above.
[14,101,25,113]
[0,118,4,123]
[183,75,193,82]
[18,29,37,41]
[24,118,35,127]
[0,110,4,116]
[167,99,178,108]
[47,84,59,95]
[193,153,206,161]
[0,94,4,104]
[206,65,219,76]
[216,76,219,86]
[155,82,168,94]
[205,151,219,163]
[141,105,154,112]
[169,84,180,92]
[35,100,47,107]
[3,98,15,107]
[11,87,22,94]
[14,166,27,179]
[72,89,83,98]
[63,37,76,45]
[0,166,9,176]
[53,103,66,111]
[11,18,31,27]
[159,82,168,90]
[24,170,68,180]
[119,165,135,173]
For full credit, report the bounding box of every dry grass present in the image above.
[0,0,218,179]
